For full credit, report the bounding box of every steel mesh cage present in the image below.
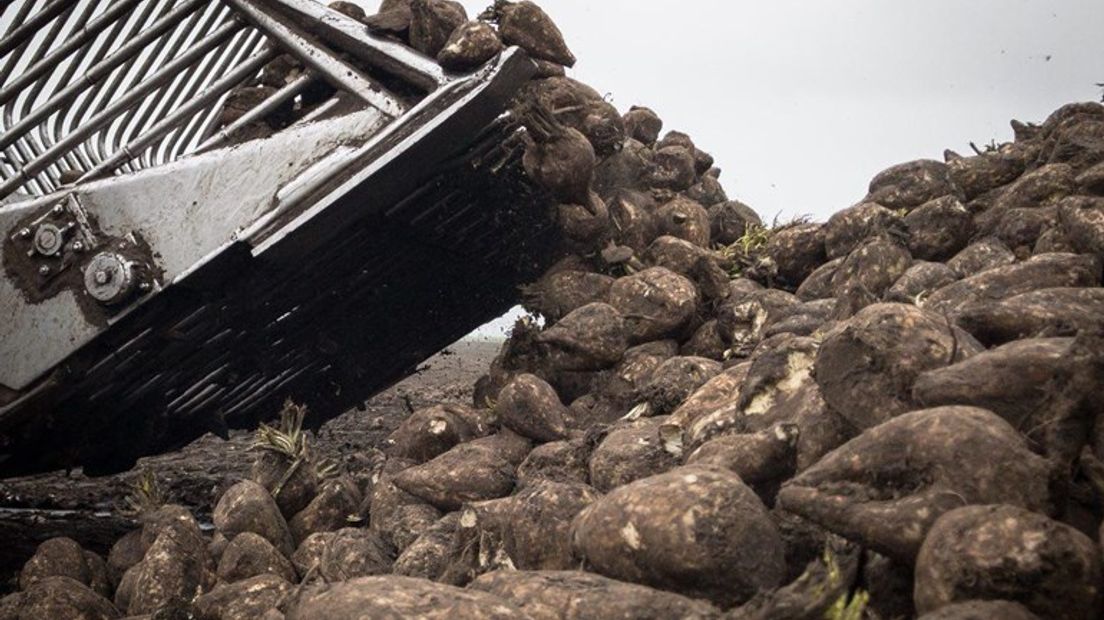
[0,0,273,199]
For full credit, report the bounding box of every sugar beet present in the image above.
[814,303,982,430]
[469,570,720,620]
[915,504,1103,620]
[571,465,785,607]
[778,406,1053,562]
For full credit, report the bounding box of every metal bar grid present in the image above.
[0,0,274,199]
[0,0,470,202]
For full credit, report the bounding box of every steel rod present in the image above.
[0,0,73,58]
[0,19,244,197]
[83,46,277,179]
[225,0,405,118]
[257,0,447,91]
[0,0,210,153]
[195,69,312,154]
[0,0,145,107]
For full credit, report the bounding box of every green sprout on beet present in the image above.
[120,470,166,518]
[825,589,870,620]
[736,223,772,255]
[315,456,340,480]
[819,547,870,620]
[253,400,338,497]
[716,222,772,278]
[254,399,309,460]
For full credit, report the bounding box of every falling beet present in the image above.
[409,0,467,57]
[437,21,503,71]
[485,0,576,67]
[519,101,597,206]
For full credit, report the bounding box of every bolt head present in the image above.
[72,240,84,252]
[51,204,64,216]
[38,265,50,276]
[138,281,151,292]
[32,223,65,256]
[84,251,140,305]
[17,227,31,239]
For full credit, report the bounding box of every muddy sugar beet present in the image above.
[7,1,1104,617]
[571,466,785,607]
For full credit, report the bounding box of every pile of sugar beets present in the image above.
[7,1,1104,619]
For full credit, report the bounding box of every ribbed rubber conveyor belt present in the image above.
[0,120,559,476]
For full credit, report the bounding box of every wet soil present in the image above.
[0,339,500,593]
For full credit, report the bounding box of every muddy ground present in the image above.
[0,339,500,593]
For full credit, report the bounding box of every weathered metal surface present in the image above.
[0,0,267,196]
[0,107,388,389]
[0,1,558,475]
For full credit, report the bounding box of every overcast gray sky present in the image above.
[448,0,1104,222]
[372,0,1104,338]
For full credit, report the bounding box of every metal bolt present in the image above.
[72,240,84,252]
[17,227,31,239]
[138,281,152,292]
[51,204,64,216]
[84,252,137,305]
[38,265,50,277]
[32,223,65,257]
